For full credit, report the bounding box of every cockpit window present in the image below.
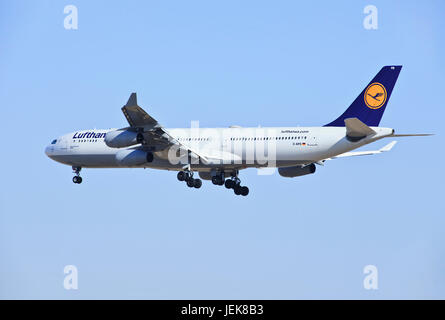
[51,139,57,145]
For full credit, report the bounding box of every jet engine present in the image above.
[278,163,316,178]
[104,129,143,148]
[115,149,153,166]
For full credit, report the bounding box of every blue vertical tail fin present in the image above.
[324,66,402,127]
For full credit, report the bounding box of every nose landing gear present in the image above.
[177,170,202,189]
[72,166,82,184]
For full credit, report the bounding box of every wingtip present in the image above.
[126,92,138,106]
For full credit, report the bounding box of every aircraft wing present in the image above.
[121,93,211,163]
[325,141,397,160]
[121,93,159,128]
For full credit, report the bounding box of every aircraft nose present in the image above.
[45,145,53,157]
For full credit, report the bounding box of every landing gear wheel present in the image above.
[177,171,185,181]
[212,173,225,186]
[72,176,82,184]
[187,179,195,188]
[241,186,249,196]
[225,179,233,189]
[193,179,202,189]
[72,166,82,184]
[234,185,242,195]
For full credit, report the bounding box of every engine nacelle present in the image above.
[115,149,152,166]
[104,130,142,148]
[278,163,316,178]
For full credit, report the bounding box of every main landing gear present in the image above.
[72,166,82,184]
[177,170,202,189]
[211,174,225,186]
[224,176,249,196]
[213,172,249,196]
[176,169,249,195]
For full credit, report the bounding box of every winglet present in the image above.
[380,140,397,152]
[126,92,138,107]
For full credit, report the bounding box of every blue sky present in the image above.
[1,0,444,299]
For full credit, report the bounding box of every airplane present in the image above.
[45,66,431,196]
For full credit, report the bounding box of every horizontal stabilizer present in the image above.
[379,140,397,152]
[344,117,376,140]
[390,133,434,137]
[326,141,397,160]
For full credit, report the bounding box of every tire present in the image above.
[234,186,241,195]
[225,179,233,189]
[218,178,224,186]
[72,176,78,184]
[177,171,185,181]
[211,176,219,185]
[241,186,249,196]
[187,179,195,187]
[146,152,154,163]
[77,177,82,184]
[193,179,202,189]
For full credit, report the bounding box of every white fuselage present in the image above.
[45,126,394,172]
